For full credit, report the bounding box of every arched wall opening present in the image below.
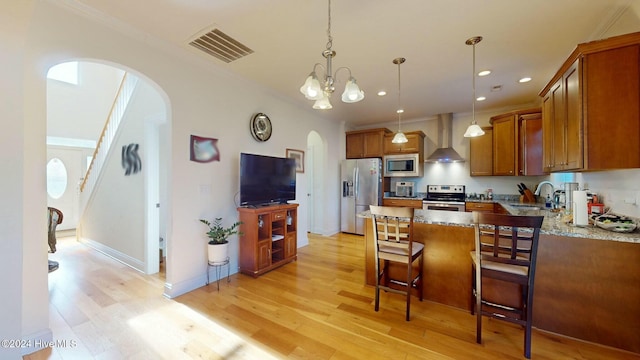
[46,59,171,277]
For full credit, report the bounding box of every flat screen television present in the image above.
[240,153,296,206]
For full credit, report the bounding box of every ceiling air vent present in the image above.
[189,28,253,63]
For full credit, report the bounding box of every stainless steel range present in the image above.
[423,185,466,211]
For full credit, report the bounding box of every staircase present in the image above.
[79,72,138,213]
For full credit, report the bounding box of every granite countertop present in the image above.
[383,196,424,200]
[359,202,640,244]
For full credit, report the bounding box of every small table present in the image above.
[206,257,230,291]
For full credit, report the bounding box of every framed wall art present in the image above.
[190,135,220,163]
[286,148,304,173]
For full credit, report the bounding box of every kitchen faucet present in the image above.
[534,181,555,196]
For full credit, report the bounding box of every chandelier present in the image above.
[463,36,485,138]
[299,0,364,109]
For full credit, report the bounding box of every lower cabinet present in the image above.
[382,198,423,209]
[238,204,298,277]
[465,202,495,213]
[465,201,507,214]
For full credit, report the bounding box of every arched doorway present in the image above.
[46,60,169,275]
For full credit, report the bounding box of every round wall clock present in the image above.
[250,113,272,142]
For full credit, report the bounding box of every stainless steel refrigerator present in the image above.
[341,158,383,235]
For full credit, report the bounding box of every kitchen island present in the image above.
[361,207,640,354]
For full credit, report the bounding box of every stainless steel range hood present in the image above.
[426,113,465,163]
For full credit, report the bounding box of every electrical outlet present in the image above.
[624,197,637,205]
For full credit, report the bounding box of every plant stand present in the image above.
[206,257,230,291]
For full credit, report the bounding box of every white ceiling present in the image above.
[61,0,637,127]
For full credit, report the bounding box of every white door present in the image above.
[47,146,85,231]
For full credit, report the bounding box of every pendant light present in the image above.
[299,0,364,109]
[391,57,408,144]
[463,36,485,138]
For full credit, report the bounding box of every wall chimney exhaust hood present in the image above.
[426,113,465,163]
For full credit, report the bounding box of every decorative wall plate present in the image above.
[250,113,272,142]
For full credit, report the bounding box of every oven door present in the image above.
[423,201,465,212]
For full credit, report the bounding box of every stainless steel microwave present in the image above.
[383,153,423,177]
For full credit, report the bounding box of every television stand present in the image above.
[238,203,298,277]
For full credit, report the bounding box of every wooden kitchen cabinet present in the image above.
[490,108,542,176]
[519,112,544,175]
[541,61,582,172]
[465,201,495,213]
[541,81,557,172]
[469,127,493,176]
[383,130,426,158]
[345,128,391,159]
[238,204,298,277]
[539,31,640,172]
[382,198,423,209]
[464,201,508,213]
[492,114,516,175]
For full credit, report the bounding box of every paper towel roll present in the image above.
[573,190,588,226]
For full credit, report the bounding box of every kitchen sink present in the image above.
[508,203,541,211]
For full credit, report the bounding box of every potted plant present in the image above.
[200,218,243,263]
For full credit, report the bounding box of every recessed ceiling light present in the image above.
[377,90,387,96]
[519,77,532,83]
[476,96,486,101]
[478,70,491,76]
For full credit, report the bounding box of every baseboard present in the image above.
[78,237,145,273]
[163,277,202,299]
[56,228,76,238]
[21,328,53,356]
[163,267,238,299]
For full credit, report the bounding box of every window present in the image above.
[47,62,78,85]
[47,158,68,199]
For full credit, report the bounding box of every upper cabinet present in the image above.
[383,130,426,158]
[541,60,582,172]
[519,112,544,176]
[491,113,517,175]
[345,128,391,159]
[490,108,542,176]
[469,127,493,176]
[539,31,640,172]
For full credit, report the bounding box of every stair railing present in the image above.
[79,72,138,211]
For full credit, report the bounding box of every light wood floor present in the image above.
[26,233,640,359]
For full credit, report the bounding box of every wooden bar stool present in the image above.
[470,211,544,358]
[370,205,424,321]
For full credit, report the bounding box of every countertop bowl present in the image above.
[594,214,637,233]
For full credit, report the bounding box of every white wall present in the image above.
[81,80,163,266]
[577,169,640,218]
[6,0,342,352]
[47,63,124,140]
[1,2,30,358]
